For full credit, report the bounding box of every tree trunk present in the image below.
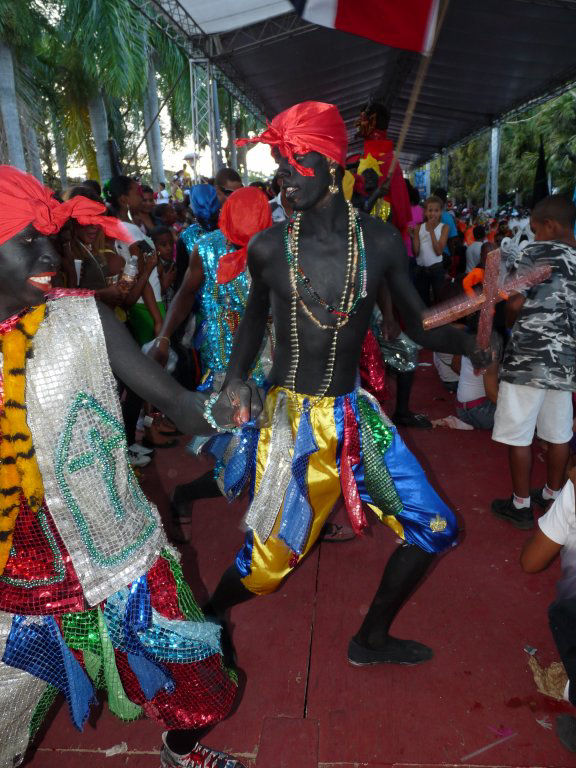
[88,91,112,184]
[0,42,26,170]
[52,112,68,189]
[22,119,43,182]
[143,55,165,189]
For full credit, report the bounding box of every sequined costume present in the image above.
[195,229,272,392]
[0,294,236,768]
[219,386,457,595]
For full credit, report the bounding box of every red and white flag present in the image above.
[290,0,439,54]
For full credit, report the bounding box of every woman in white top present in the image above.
[450,329,501,429]
[106,176,164,346]
[410,195,449,306]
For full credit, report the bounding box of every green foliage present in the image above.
[416,90,576,205]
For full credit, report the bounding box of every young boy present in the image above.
[151,225,176,303]
[521,469,576,751]
[491,195,576,529]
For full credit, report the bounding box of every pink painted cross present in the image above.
[422,248,551,352]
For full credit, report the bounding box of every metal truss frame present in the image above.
[189,58,223,179]
[129,0,268,121]
[215,13,314,58]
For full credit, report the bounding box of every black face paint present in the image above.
[0,224,61,318]
[276,151,333,211]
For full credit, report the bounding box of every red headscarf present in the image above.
[217,187,272,284]
[236,101,348,177]
[0,165,130,245]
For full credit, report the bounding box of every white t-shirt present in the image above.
[416,223,444,267]
[539,480,576,599]
[114,222,162,303]
[457,356,486,403]
[433,352,459,384]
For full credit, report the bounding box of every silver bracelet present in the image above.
[203,392,239,434]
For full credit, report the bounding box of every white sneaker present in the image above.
[128,442,154,456]
[160,732,246,767]
[128,448,152,468]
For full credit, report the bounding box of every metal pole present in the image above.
[229,92,237,170]
[189,59,199,182]
[211,75,223,172]
[490,123,500,211]
[425,161,431,196]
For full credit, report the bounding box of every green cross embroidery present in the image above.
[55,392,157,567]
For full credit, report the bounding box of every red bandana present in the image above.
[236,101,348,177]
[0,165,130,245]
[217,187,272,284]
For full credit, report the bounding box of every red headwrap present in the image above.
[0,165,130,245]
[217,187,272,284]
[236,101,348,177]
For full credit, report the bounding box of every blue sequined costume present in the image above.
[194,230,271,391]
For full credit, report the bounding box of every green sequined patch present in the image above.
[357,396,403,516]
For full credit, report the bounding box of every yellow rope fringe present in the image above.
[0,304,46,574]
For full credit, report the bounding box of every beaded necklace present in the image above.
[283,201,367,411]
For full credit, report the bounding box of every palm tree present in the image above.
[0,1,46,171]
[58,0,148,183]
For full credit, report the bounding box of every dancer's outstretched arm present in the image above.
[97,302,221,436]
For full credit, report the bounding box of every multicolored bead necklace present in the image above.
[283,201,367,411]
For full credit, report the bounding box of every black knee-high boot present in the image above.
[394,369,414,417]
[392,371,431,428]
[349,544,435,665]
[204,565,255,619]
[172,470,222,519]
[204,566,256,667]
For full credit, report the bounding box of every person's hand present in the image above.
[380,316,401,341]
[212,378,264,428]
[148,337,170,367]
[467,336,493,371]
[425,220,436,233]
[138,250,158,276]
[95,283,131,307]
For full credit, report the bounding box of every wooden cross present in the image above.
[422,248,552,351]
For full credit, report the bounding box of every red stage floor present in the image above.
[26,355,572,768]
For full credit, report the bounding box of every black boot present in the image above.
[169,470,222,543]
[348,544,435,666]
[204,566,256,667]
[171,470,222,519]
[392,370,431,429]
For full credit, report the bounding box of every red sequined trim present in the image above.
[341,397,367,535]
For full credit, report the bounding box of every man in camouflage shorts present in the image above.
[492,195,576,530]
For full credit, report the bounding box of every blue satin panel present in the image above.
[383,429,458,553]
[3,615,96,730]
[235,530,254,578]
[223,427,259,499]
[278,406,319,553]
[123,577,174,699]
[333,395,345,476]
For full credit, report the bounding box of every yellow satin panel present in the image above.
[368,503,405,539]
[242,388,343,595]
